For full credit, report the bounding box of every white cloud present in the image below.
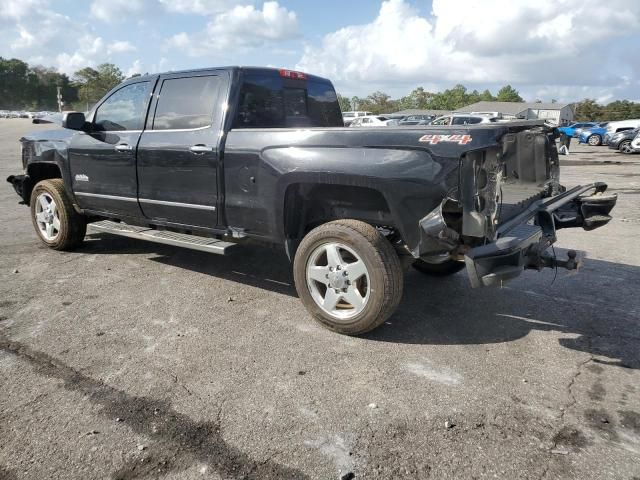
[0,2,139,75]
[158,0,239,15]
[123,57,170,78]
[125,59,143,77]
[297,0,640,101]
[0,0,47,19]
[108,41,136,55]
[165,1,299,55]
[89,0,144,23]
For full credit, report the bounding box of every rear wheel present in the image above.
[30,179,86,250]
[412,257,465,276]
[619,140,633,154]
[587,134,601,146]
[293,220,403,335]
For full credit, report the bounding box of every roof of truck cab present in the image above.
[121,66,332,84]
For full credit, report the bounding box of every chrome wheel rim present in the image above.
[588,135,600,146]
[35,193,60,241]
[306,242,370,320]
[621,141,633,153]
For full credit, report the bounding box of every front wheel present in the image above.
[619,140,634,154]
[587,134,601,146]
[30,179,86,250]
[293,220,403,335]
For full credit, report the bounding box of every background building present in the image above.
[455,101,575,125]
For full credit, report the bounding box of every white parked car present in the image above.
[342,111,373,126]
[430,114,500,125]
[604,119,640,145]
[606,119,640,135]
[349,115,397,127]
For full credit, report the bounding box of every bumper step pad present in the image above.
[88,220,236,255]
[464,183,617,288]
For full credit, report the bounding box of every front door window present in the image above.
[93,82,150,131]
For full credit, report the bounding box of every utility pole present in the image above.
[57,87,64,112]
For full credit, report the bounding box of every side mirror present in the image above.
[62,112,86,131]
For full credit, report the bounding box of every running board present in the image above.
[88,220,236,255]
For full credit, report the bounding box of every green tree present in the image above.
[574,99,603,121]
[350,96,362,111]
[467,89,482,105]
[601,100,640,121]
[0,57,78,110]
[358,91,399,114]
[480,89,495,101]
[337,93,351,112]
[429,84,471,110]
[0,57,30,109]
[73,63,124,110]
[398,87,434,110]
[495,85,523,102]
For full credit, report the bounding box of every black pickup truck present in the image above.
[7,67,617,335]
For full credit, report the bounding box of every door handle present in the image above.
[114,144,133,152]
[189,145,213,154]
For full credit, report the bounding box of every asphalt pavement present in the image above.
[1,119,639,479]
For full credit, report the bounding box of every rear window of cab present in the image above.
[233,73,343,128]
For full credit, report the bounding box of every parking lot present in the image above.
[0,118,639,479]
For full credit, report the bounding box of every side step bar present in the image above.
[88,220,236,255]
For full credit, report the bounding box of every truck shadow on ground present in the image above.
[79,236,640,371]
[368,256,640,371]
[79,235,298,297]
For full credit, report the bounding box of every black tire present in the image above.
[587,134,601,146]
[412,258,465,276]
[30,179,86,250]
[293,219,403,335]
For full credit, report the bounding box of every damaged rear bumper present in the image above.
[464,182,617,287]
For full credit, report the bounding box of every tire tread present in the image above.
[293,219,403,335]
[30,179,86,250]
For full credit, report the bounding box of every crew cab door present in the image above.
[69,80,152,216]
[136,72,226,228]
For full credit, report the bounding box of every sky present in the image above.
[1,0,639,103]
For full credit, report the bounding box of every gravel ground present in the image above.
[1,118,639,480]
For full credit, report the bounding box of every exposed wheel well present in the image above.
[20,163,62,205]
[28,163,62,183]
[283,183,394,241]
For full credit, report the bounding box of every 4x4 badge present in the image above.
[419,134,472,145]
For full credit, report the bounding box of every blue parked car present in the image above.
[557,122,599,138]
[578,122,609,146]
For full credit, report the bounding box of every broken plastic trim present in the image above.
[413,198,460,258]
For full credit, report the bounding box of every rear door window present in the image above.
[152,75,220,130]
